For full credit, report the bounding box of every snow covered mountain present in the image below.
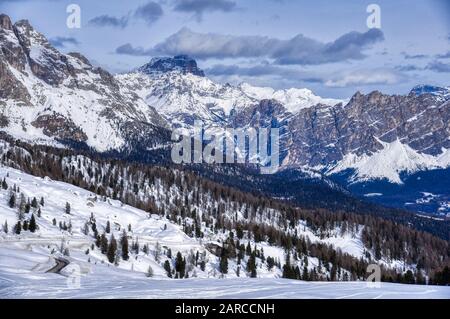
[117,55,341,129]
[0,14,169,152]
[410,84,450,100]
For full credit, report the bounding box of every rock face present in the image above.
[0,14,169,151]
[138,55,205,77]
[234,91,450,169]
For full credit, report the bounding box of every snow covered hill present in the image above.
[0,164,448,299]
[0,164,366,281]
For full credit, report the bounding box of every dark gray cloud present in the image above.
[402,52,428,59]
[116,43,153,56]
[426,61,450,73]
[117,27,384,65]
[436,51,450,59]
[49,36,80,48]
[88,2,163,29]
[88,15,129,28]
[395,64,422,72]
[134,1,164,25]
[173,0,236,20]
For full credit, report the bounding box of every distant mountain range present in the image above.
[1,14,449,216]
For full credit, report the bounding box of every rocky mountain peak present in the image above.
[138,55,205,77]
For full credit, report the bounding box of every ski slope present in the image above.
[0,249,448,299]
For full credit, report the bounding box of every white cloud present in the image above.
[325,69,403,88]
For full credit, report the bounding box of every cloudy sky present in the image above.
[1,0,449,98]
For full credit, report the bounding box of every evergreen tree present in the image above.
[146,265,154,278]
[247,252,257,277]
[29,214,37,233]
[302,266,309,281]
[8,193,15,208]
[154,241,161,261]
[282,253,296,279]
[246,242,252,256]
[65,202,71,215]
[100,233,108,254]
[31,197,38,208]
[1,178,8,190]
[14,221,21,234]
[120,230,129,261]
[175,252,186,278]
[219,255,228,275]
[403,270,415,284]
[164,260,172,278]
[107,234,117,263]
[105,220,111,233]
[40,197,45,206]
[2,220,8,234]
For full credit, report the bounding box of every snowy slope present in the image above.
[0,163,371,279]
[1,253,449,299]
[327,139,450,184]
[239,83,343,113]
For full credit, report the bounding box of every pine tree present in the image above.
[107,234,117,263]
[246,241,252,256]
[1,178,8,190]
[31,197,38,208]
[154,241,161,261]
[29,214,37,233]
[120,230,129,261]
[2,220,8,234]
[219,254,228,275]
[105,220,111,233]
[247,252,257,277]
[8,193,16,208]
[302,266,309,281]
[146,265,154,278]
[100,233,108,254]
[282,253,295,279]
[164,260,172,278]
[40,197,45,206]
[175,252,186,278]
[65,202,71,215]
[14,221,21,234]
[200,260,206,272]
